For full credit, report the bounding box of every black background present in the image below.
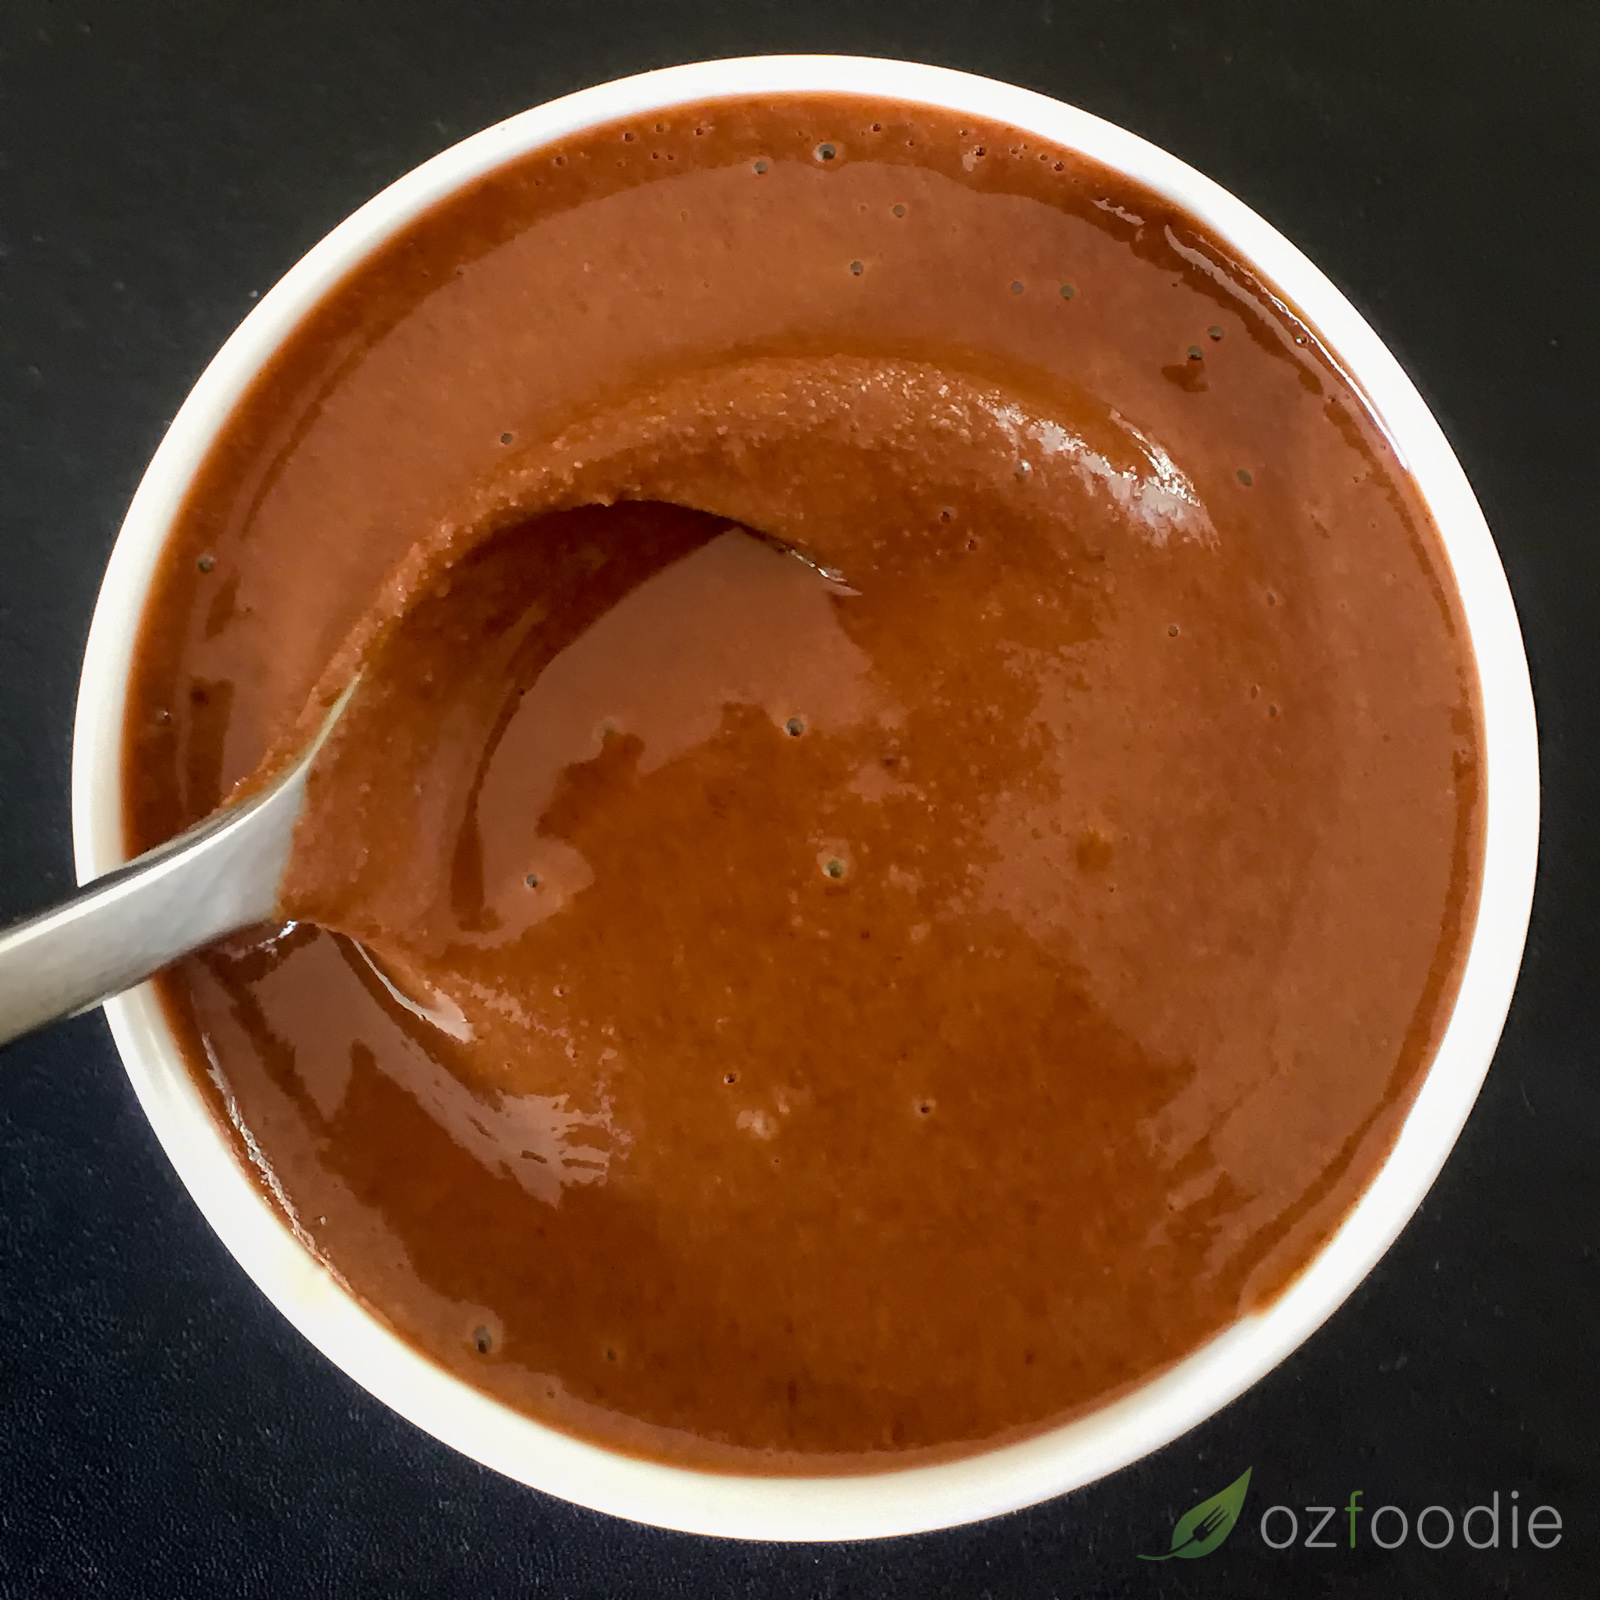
[0,3,1595,1595]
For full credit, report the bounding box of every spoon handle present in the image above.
[0,765,307,1047]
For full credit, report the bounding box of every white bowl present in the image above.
[69,55,1539,1541]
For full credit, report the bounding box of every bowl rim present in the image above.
[70,53,1539,1542]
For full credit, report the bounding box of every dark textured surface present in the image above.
[0,3,1593,1594]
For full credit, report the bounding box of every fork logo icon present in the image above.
[1138,1469,1253,1561]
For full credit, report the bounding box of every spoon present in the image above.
[0,681,356,1047]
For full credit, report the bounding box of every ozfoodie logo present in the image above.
[1139,1470,1564,1561]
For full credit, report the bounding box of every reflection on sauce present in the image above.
[123,95,1484,1473]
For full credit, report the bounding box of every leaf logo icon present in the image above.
[1137,1468,1252,1561]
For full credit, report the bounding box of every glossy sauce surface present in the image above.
[123,96,1484,1471]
